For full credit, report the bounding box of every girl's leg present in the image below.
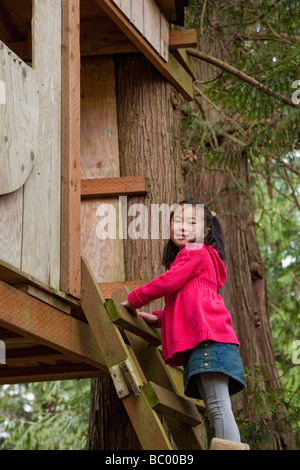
[195,372,241,442]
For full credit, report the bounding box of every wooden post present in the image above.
[61,0,81,297]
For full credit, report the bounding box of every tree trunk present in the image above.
[183,32,295,449]
[87,53,183,450]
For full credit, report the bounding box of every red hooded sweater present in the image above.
[127,243,240,367]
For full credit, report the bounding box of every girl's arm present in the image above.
[127,246,205,308]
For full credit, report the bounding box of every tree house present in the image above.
[0,0,206,450]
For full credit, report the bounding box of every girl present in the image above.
[121,200,246,446]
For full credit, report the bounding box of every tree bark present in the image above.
[87,53,183,450]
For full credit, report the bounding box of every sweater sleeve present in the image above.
[128,246,204,308]
[152,310,164,329]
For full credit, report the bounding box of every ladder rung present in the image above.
[143,381,202,427]
[105,299,161,347]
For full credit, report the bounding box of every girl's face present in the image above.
[170,205,210,250]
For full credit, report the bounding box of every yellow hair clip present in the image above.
[211,211,216,217]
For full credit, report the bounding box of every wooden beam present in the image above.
[81,256,172,450]
[124,331,207,450]
[61,0,81,298]
[95,0,193,100]
[0,280,105,370]
[172,48,197,79]
[143,381,202,426]
[81,176,149,198]
[0,258,84,320]
[169,29,197,49]
[0,364,104,385]
[14,284,71,314]
[105,298,161,347]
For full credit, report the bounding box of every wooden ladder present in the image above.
[81,257,207,450]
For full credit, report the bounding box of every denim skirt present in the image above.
[183,340,245,400]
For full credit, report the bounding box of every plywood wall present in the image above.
[112,0,169,61]
[0,0,61,289]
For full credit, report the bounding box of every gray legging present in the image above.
[195,372,241,442]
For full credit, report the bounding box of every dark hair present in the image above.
[162,200,226,269]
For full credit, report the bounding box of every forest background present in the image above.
[0,0,299,450]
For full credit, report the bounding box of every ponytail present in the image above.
[203,206,226,261]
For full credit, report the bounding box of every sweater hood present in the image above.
[171,242,227,289]
[203,244,227,289]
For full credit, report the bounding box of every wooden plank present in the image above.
[131,0,144,34]
[113,0,168,60]
[143,381,202,426]
[0,41,39,195]
[124,331,207,450]
[81,256,172,450]
[0,258,84,320]
[81,56,125,284]
[5,346,65,367]
[168,365,206,411]
[96,0,193,100]
[81,257,131,367]
[144,0,161,56]
[0,280,105,370]
[61,0,81,297]
[160,11,169,61]
[105,298,161,346]
[0,364,105,385]
[120,0,131,20]
[81,176,149,198]
[126,334,207,449]
[14,284,71,314]
[210,438,250,450]
[21,0,61,290]
[169,29,197,49]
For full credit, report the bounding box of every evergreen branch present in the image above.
[233,32,294,45]
[282,165,300,211]
[230,0,284,26]
[187,48,300,109]
[277,159,300,178]
[193,83,249,139]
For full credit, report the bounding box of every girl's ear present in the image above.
[204,227,211,237]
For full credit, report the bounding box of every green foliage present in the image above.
[0,380,90,450]
[233,364,300,449]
